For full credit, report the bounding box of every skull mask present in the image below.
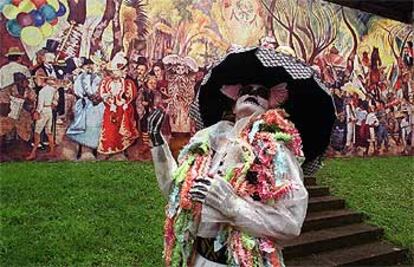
[221,83,288,119]
[174,64,187,75]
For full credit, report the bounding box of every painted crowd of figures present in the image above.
[325,44,414,156]
[0,36,413,161]
[0,39,205,161]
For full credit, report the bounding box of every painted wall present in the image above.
[0,0,412,161]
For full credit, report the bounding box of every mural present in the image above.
[0,0,412,161]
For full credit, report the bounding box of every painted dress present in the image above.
[98,77,139,154]
[66,72,104,148]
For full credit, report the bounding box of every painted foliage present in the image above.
[0,0,412,161]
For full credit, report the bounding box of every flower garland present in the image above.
[163,109,303,266]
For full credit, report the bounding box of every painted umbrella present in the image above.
[190,46,337,169]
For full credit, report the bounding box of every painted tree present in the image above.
[67,0,87,24]
[145,0,190,59]
[89,0,140,58]
[170,0,196,55]
[123,0,149,57]
[111,0,123,57]
[341,7,359,81]
[264,0,279,47]
[145,0,226,62]
[260,0,341,63]
[373,20,413,85]
[377,22,413,60]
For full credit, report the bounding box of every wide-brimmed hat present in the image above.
[5,47,25,57]
[395,111,406,118]
[190,46,336,166]
[162,54,198,72]
[90,52,106,66]
[107,52,128,71]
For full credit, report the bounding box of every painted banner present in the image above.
[0,0,412,161]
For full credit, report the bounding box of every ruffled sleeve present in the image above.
[150,142,178,198]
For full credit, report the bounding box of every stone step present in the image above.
[302,209,364,232]
[304,176,317,186]
[281,223,384,258]
[284,240,407,266]
[306,185,330,197]
[308,196,345,212]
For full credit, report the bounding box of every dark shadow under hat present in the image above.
[137,56,148,66]
[81,57,94,66]
[13,72,27,83]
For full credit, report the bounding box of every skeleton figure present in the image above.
[148,83,307,266]
[162,55,198,133]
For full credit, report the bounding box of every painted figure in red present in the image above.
[98,52,139,155]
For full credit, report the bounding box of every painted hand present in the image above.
[148,109,165,147]
[189,176,214,203]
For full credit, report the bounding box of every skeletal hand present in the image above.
[189,176,215,203]
[148,109,165,147]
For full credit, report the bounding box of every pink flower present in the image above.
[259,239,275,254]
[230,231,254,267]
[163,218,175,266]
[272,183,292,200]
[180,155,204,210]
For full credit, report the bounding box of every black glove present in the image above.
[148,109,165,147]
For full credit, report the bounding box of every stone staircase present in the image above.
[282,176,408,266]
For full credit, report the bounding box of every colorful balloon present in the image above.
[55,1,65,16]
[21,26,43,46]
[2,4,19,19]
[39,4,55,21]
[18,0,34,12]
[39,22,52,37]
[31,0,45,8]
[46,0,57,10]
[11,0,21,6]
[6,19,21,37]
[49,17,57,25]
[0,0,13,12]
[30,9,44,26]
[17,12,33,26]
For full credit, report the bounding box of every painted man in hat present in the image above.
[0,73,36,152]
[33,40,62,88]
[26,76,59,160]
[32,40,66,147]
[97,52,139,157]
[0,47,32,90]
[148,82,308,266]
[136,72,162,151]
[133,57,150,143]
[136,56,149,88]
